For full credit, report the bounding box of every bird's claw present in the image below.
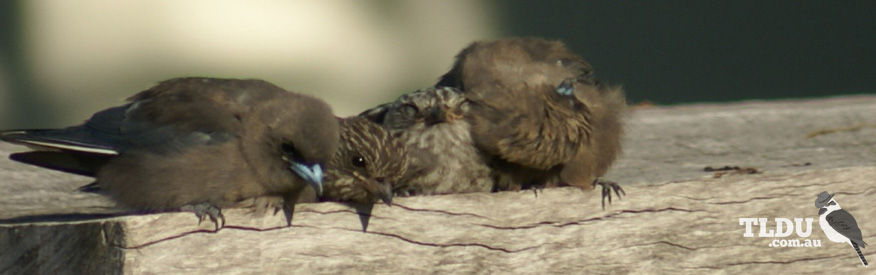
[593,179,625,209]
[279,199,295,226]
[181,202,225,231]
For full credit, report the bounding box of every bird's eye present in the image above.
[281,143,304,162]
[351,156,367,168]
[829,201,836,205]
[281,143,296,154]
[402,104,418,116]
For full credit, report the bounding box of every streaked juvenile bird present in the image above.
[440,38,627,206]
[322,116,408,205]
[366,37,627,207]
[361,87,493,196]
[0,77,339,227]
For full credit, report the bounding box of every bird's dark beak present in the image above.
[288,161,323,196]
[352,172,393,205]
[375,181,393,205]
[364,179,393,206]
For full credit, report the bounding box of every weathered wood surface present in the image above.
[2,95,875,274]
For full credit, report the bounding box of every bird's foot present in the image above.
[530,186,550,198]
[346,202,375,232]
[279,199,294,226]
[592,179,625,209]
[181,203,225,231]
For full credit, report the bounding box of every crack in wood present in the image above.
[673,195,712,201]
[473,207,703,230]
[333,228,541,253]
[119,228,223,249]
[391,203,492,220]
[623,242,753,252]
[631,240,696,251]
[296,208,388,219]
[119,224,301,249]
[118,204,735,254]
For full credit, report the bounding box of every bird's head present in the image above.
[265,93,340,196]
[823,199,842,211]
[381,87,468,129]
[818,198,842,216]
[437,37,596,92]
[323,117,408,205]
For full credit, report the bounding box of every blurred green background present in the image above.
[1,0,874,129]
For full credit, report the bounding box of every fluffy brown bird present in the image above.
[0,77,339,227]
[361,87,493,196]
[322,116,408,204]
[365,38,627,207]
[440,37,627,206]
[319,116,409,231]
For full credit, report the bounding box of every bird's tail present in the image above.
[2,129,115,177]
[852,242,868,267]
[0,129,118,155]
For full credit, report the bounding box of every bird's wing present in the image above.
[0,78,260,176]
[8,151,110,177]
[2,79,252,155]
[826,209,866,246]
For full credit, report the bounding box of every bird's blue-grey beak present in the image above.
[290,162,323,196]
[555,79,574,96]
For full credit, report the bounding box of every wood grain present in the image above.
[2,96,876,273]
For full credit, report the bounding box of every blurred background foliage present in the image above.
[1,0,874,129]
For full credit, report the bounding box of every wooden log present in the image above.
[2,95,875,273]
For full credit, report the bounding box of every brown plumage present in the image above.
[322,116,408,204]
[361,87,493,196]
[362,38,625,205]
[439,38,627,203]
[1,77,340,226]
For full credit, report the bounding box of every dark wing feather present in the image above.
[0,106,131,154]
[9,151,110,177]
[827,209,867,246]
[1,78,255,175]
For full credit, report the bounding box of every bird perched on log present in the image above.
[361,87,493,196]
[0,77,339,228]
[322,116,407,205]
[366,37,627,207]
[317,116,410,231]
[440,38,628,205]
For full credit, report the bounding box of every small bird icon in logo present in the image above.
[815,191,868,267]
